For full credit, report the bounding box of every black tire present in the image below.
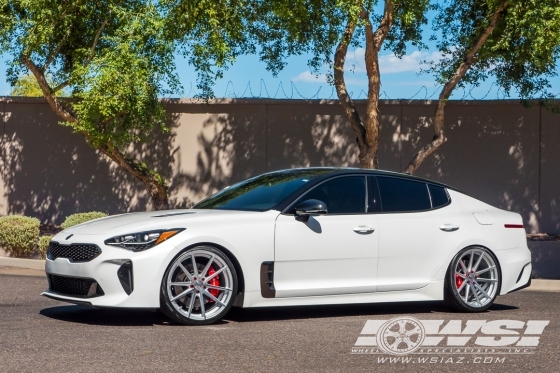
[160,245,238,325]
[444,246,501,312]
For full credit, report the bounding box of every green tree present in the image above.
[404,0,560,174]
[250,0,430,168]
[11,73,69,97]
[0,0,247,209]
[0,0,179,209]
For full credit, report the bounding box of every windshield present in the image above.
[193,169,335,211]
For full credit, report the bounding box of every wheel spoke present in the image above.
[171,287,194,302]
[169,281,192,287]
[204,265,228,283]
[398,320,407,333]
[457,280,467,292]
[475,266,496,276]
[475,282,491,300]
[205,284,232,292]
[178,263,193,281]
[199,293,206,319]
[186,293,196,317]
[191,254,198,277]
[471,284,482,306]
[202,289,226,307]
[200,255,215,278]
[459,260,468,273]
[468,250,474,271]
[464,284,470,303]
[476,278,498,283]
[473,252,485,272]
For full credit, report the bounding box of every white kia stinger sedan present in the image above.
[43,168,532,324]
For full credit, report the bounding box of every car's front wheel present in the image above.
[444,246,501,312]
[160,246,238,325]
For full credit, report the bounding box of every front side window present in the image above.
[299,176,366,214]
[194,169,334,211]
[377,177,431,212]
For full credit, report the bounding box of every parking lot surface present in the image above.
[1,272,558,373]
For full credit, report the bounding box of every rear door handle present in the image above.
[353,226,375,234]
[440,224,460,232]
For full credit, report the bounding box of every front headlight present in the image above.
[104,228,185,252]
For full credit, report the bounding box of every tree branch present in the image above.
[84,18,109,67]
[22,57,77,123]
[404,1,509,174]
[43,26,73,71]
[333,11,367,151]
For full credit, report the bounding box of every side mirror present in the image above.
[295,199,328,220]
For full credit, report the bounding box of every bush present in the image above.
[61,212,108,230]
[0,216,40,258]
[37,235,52,259]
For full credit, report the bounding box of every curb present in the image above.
[0,257,45,271]
[525,279,560,292]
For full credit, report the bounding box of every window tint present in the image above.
[301,176,366,214]
[367,176,382,213]
[428,184,449,208]
[377,177,431,212]
[194,169,333,211]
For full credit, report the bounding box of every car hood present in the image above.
[60,209,272,236]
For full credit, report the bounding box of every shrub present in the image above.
[37,235,52,259]
[61,212,108,230]
[0,216,40,258]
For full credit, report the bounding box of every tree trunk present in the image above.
[404,1,509,174]
[333,1,394,169]
[23,57,170,210]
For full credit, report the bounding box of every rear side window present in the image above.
[377,177,431,212]
[428,184,449,208]
[301,176,366,214]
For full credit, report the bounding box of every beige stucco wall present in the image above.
[0,97,558,233]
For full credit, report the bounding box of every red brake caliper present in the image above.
[207,266,220,301]
[455,274,463,289]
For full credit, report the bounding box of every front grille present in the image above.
[48,274,104,298]
[47,242,101,262]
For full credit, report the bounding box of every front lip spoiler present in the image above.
[41,291,93,306]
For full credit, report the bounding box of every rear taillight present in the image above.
[504,224,524,228]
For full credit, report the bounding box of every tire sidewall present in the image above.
[160,245,238,325]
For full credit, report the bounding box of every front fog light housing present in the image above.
[104,228,184,251]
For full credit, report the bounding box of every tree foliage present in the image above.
[0,0,249,209]
[405,0,560,174]
[248,0,431,169]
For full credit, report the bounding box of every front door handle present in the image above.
[440,224,460,232]
[353,226,375,234]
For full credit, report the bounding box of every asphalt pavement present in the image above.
[0,271,558,373]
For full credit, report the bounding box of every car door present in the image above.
[374,176,465,292]
[273,175,379,298]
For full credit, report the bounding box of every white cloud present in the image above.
[291,71,327,83]
[348,49,443,74]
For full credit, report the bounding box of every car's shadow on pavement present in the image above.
[40,301,518,326]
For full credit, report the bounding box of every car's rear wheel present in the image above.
[160,246,238,325]
[444,246,500,312]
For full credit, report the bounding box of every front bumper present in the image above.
[43,235,175,308]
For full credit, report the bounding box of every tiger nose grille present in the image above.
[47,242,101,262]
[48,274,105,298]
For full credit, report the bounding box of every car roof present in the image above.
[267,167,458,191]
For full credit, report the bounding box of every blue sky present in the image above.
[1,21,559,100]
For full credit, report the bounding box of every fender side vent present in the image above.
[260,261,275,298]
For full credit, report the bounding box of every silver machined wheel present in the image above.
[453,247,499,308]
[166,247,234,321]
